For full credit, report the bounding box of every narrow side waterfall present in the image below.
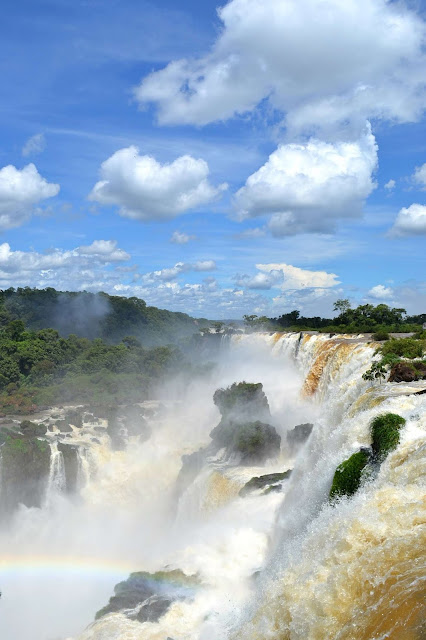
[44,441,66,504]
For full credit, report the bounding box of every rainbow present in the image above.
[0,554,135,577]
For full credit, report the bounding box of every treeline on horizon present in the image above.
[246,299,425,334]
[0,287,209,414]
[0,287,207,346]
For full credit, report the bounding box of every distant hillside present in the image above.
[0,288,207,346]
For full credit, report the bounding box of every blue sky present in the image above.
[1,0,425,318]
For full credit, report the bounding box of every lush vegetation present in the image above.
[329,449,370,500]
[329,412,407,501]
[371,413,406,462]
[263,301,423,334]
[363,337,426,384]
[0,318,187,413]
[0,287,206,346]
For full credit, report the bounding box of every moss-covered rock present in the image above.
[213,382,270,422]
[95,569,198,622]
[0,435,50,511]
[329,449,371,500]
[239,470,292,497]
[235,421,281,462]
[19,420,46,437]
[209,382,280,463]
[370,413,406,461]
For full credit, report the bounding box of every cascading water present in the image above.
[0,332,424,640]
[44,441,66,504]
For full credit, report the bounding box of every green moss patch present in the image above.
[329,449,370,500]
[370,413,406,461]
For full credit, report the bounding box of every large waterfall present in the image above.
[0,333,424,640]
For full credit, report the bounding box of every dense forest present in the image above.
[0,319,189,414]
[0,287,207,345]
[0,288,211,414]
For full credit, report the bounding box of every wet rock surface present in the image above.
[239,470,292,496]
[389,361,426,383]
[286,423,313,452]
[95,570,198,623]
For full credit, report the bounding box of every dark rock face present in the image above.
[102,405,151,450]
[175,448,209,499]
[209,382,280,463]
[57,442,79,493]
[95,570,198,623]
[389,362,417,382]
[286,423,313,452]
[389,361,426,383]
[65,409,84,428]
[239,470,292,497]
[0,435,50,512]
[136,595,173,623]
[20,420,46,437]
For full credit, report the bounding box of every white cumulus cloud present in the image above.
[0,240,130,290]
[368,284,394,300]
[0,163,60,231]
[237,262,339,291]
[76,240,130,261]
[89,146,227,221]
[135,0,426,132]
[389,203,426,236]
[235,129,377,234]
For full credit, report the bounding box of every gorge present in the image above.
[0,332,425,640]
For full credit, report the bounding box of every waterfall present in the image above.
[76,445,91,490]
[2,332,424,640]
[44,441,66,505]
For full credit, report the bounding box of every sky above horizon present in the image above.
[1,0,426,319]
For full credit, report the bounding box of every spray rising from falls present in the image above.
[0,332,424,640]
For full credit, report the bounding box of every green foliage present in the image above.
[380,337,425,360]
[370,413,406,461]
[235,421,280,460]
[0,287,205,346]
[0,316,187,413]
[333,299,351,314]
[362,337,426,384]
[20,420,46,437]
[271,302,422,333]
[372,331,389,341]
[329,449,370,500]
[362,361,387,384]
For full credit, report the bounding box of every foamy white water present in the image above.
[0,332,424,640]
